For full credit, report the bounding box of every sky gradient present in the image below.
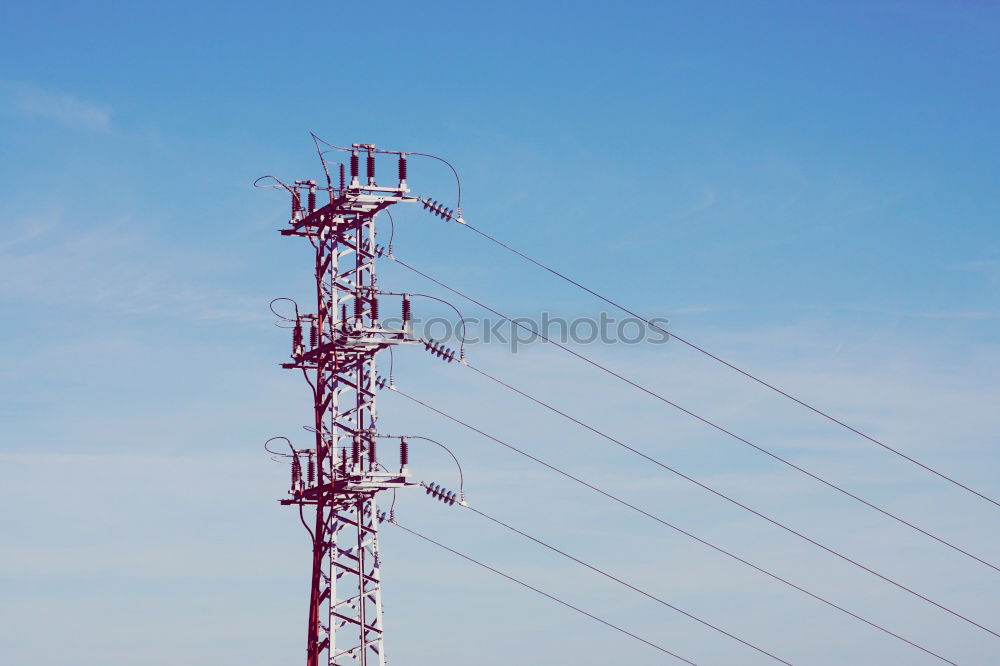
[1,2,999,664]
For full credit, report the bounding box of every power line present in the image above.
[390,254,999,574]
[389,385,1000,642]
[463,358,999,574]
[444,215,1000,511]
[390,519,700,665]
[398,386,955,664]
[465,483,955,665]
[445,496,791,665]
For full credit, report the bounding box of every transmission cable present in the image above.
[390,519,699,665]
[464,219,996,508]
[388,384,999,642]
[426,490,792,665]
[389,253,998,574]
[400,438,947,662]
[463,469,955,664]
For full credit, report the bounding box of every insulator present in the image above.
[400,438,409,466]
[371,297,379,322]
[341,304,347,326]
[308,189,316,213]
[291,192,300,216]
[425,483,433,495]
[339,163,345,190]
[291,456,301,486]
[369,438,377,467]
[309,323,318,348]
[354,297,362,319]
[367,151,376,185]
[402,295,411,326]
[307,455,315,485]
[398,154,407,183]
[352,438,359,467]
[340,447,348,472]
[350,151,359,181]
[293,320,303,352]
[446,491,456,505]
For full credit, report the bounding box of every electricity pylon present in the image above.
[274,144,418,666]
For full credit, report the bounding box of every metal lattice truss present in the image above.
[279,170,418,666]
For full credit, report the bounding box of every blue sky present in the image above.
[1,1,999,664]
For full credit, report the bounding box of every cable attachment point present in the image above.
[422,338,457,363]
[291,454,302,491]
[420,197,456,221]
[292,319,304,358]
[398,154,408,190]
[350,150,360,188]
[424,482,458,506]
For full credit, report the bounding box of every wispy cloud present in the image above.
[954,258,1000,286]
[0,211,264,323]
[0,81,111,131]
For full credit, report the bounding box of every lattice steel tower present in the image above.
[272,144,418,666]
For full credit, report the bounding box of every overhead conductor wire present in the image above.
[390,519,700,665]
[387,383,998,643]
[388,253,998,576]
[420,488,794,665]
[449,486,956,665]
[403,155,995,510]
[442,212,999,510]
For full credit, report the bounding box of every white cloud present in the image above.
[0,80,111,131]
[0,211,266,323]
